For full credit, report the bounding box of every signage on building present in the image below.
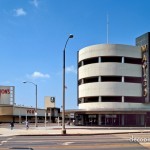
[141,45,148,99]
[69,113,74,118]
[27,109,35,114]
[0,89,10,94]
[0,86,14,105]
[136,33,150,103]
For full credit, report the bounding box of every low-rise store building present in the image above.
[0,86,60,123]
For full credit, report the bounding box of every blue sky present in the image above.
[0,0,150,109]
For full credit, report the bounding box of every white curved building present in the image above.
[77,41,150,126]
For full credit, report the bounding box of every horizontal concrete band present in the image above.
[78,102,150,110]
[79,63,142,79]
[79,44,141,62]
[79,82,142,97]
[0,105,46,116]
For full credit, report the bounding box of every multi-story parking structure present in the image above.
[77,40,150,126]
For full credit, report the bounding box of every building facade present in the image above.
[76,33,150,126]
[136,32,150,103]
[0,86,60,123]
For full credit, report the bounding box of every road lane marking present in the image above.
[62,142,75,145]
[0,140,7,145]
[139,142,150,149]
[30,143,143,149]
[0,137,13,146]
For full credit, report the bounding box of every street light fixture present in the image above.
[62,34,74,134]
[23,81,38,127]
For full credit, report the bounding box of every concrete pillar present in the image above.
[141,114,145,126]
[98,76,101,82]
[81,79,84,84]
[80,115,84,125]
[99,96,101,102]
[98,57,101,62]
[81,61,84,66]
[19,115,21,124]
[105,115,107,125]
[136,114,139,126]
[121,115,124,126]
[122,96,124,103]
[122,57,124,63]
[18,109,21,124]
[98,114,102,125]
[81,98,84,103]
[122,76,124,103]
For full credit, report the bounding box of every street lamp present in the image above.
[62,34,74,134]
[23,81,38,127]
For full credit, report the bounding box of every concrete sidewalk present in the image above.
[1,124,150,136]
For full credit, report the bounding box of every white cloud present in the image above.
[31,0,39,8]
[27,71,50,79]
[66,66,77,74]
[14,8,27,16]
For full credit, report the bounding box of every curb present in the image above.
[16,131,150,136]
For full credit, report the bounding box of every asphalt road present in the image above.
[0,133,149,150]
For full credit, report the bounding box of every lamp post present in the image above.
[62,34,74,134]
[23,81,38,127]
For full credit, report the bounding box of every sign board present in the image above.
[69,113,74,118]
[0,86,14,105]
[27,109,35,114]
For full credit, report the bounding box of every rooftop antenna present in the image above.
[107,14,109,44]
